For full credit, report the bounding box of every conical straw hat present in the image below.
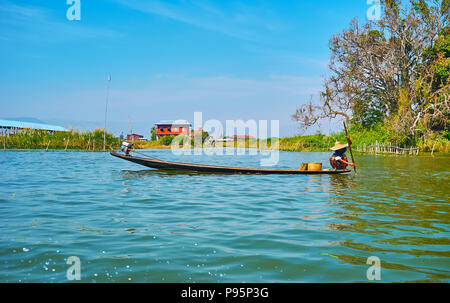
[330,141,348,151]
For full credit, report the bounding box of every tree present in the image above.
[150,126,156,141]
[412,25,450,134]
[293,0,449,139]
[190,129,210,143]
[160,135,175,146]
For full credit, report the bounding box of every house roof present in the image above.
[0,119,68,132]
[155,120,191,126]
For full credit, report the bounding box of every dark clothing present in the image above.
[330,148,348,170]
[330,154,348,170]
[333,148,347,157]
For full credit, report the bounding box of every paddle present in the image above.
[343,122,357,175]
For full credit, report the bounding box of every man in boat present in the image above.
[330,138,355,171]
[121,141,134,156]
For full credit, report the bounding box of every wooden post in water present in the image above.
[46,141,50,152]
[2,128,5,152]
[65,138,70,152]
[104,73,111,152]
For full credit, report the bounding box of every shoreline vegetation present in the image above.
[0,129,121,152]
[2,125,448,155]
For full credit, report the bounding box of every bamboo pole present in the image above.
[65,138,70,152]
[104,73,111,152]
[343,122,357,175]
[46,141,50,152]
[431,143,436,156]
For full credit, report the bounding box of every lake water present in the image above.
[0,149,449,282]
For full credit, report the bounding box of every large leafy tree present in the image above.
[293,0,449,138]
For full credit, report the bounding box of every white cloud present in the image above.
[112,0,286,42]
[0,1,119,42]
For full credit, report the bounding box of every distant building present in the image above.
[0,119,68,132]
[155,120,191,140]
[232,135,256,140]
[215,137,233,143]
[127,133,146,141]
[0,119,68,134]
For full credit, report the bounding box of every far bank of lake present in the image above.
[1,127,449,155]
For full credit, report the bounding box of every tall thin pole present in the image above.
[343,122,357,175]
[128,116,134,144]
[104,73,111,152]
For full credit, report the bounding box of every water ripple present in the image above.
[0,150,448,282]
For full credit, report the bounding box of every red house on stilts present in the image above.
[154,120,191,140]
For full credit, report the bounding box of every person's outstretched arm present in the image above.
[339,158,355,167]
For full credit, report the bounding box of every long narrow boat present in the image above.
[110,152,350,175]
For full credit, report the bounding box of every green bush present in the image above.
[159,135,175,146]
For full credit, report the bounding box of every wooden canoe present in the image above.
[110,152,351,175]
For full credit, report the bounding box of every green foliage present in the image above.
[352,98,384,127]
[417,131,450,152]
[413,0,430,18]
[190,129,210,144]
[279,134,337,152]
[423,26,450,89]
[151,127,156,141]
[444,130,450,140]
[384,0,400,16]
[441,0,450,16]
[195,130,210,142]
[3,128,120,150]
[159,135,175,146]
[335,123,407,146]
[278,122,450,153]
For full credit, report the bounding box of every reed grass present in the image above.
[2,128,120,151]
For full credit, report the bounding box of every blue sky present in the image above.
[0,0,372,137]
